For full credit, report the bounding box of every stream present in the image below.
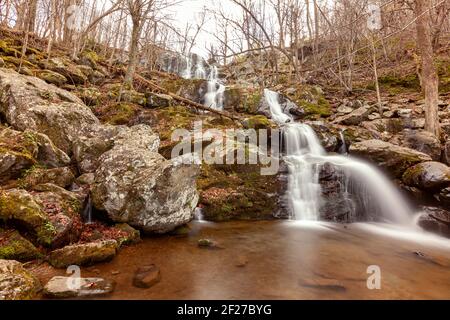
[33,220,450,299]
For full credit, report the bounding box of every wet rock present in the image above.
[333,105,374,125]
[435,187,450,209]
[145,92,173,108]
[402,130,441,161]
[443,142,450,166]
[257,94,304,120]
[349,139,432,177]
[0,229,42,261]
[43,276,115,298]
[309,122,339,152]
[48,240,118,268]
[235,255,249,267]
[197,238,222,249]
[298,278,346,292]
[417,207,450,238]
[92,139,199,233]
[0,68,99,154]
[0,259,41,300]
[402,162,450,190]
[132,265,161,288]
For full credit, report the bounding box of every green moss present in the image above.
[243,91,262,114]
[0,230,42,261]
[298,98,331,118]
[100,102,140,125]
[379,74,420,90]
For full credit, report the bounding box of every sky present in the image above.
[169,0,237,57]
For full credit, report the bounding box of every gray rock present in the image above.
[333,105,374,125]
[43,276,115,298]
[349,139,432,177]
[145,92,173,108]
[402,130,441,161]
[92,143,199,233]
[337,105,353,114]
[368,112,381,120]
[0,260,41,300]
[0,68,99,154]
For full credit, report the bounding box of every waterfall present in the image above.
[339,129,348,155]
[204,65,225,110]
[264,89,412,224]
[82,193,93,224]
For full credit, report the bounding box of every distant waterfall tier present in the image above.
[264,89,413,224]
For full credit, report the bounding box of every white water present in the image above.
[264,89,413,225]
[204,65,225,110]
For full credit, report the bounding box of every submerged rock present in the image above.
[43,276,115,298]
[132,265,161,288]
[349,139,432,177]
[48,240,118,268]
[0,259,41,300]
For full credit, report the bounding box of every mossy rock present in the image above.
[99,102,141,125]
[0,259,41,300]
[2,56,36,69]
[0,189,56,246]
[198,163,284,221]
[75,87,101,106]
[243,115,272,129]
[0,229,42,261]
[114,223,141,246]
[37,70,68,86]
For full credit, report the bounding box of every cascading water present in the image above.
[204,65,225,110]
[264,89,413,225]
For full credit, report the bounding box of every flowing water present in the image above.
[203,65,225,110]
[263,89,412,224]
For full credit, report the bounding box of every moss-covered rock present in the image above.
[75,87,101,106]
[0,189,55,246]
[99,102,141,125]
[19,166,76,189]
[198,163,286,221]
[145,92,173,108]
[40,57,87,84]
[0,229,42,261]
[37,70,67,86]
[47,240,118,268]
[242,115,272,130]
[114,223,141,246]
[0,259,41,300]
[402,161,450,190]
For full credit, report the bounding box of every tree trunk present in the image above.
[124,20,141,86]
[415,0,440,137]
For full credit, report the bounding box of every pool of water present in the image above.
[32,220,450,299]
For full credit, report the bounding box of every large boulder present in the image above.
[402,162,450,190]
[0,68,99,154]
[349,139,432,177]
[73,124,160,174]
[0,259,41,300]
[0,128,70,183]
[39,57,87,84]
[92,144,199,233]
